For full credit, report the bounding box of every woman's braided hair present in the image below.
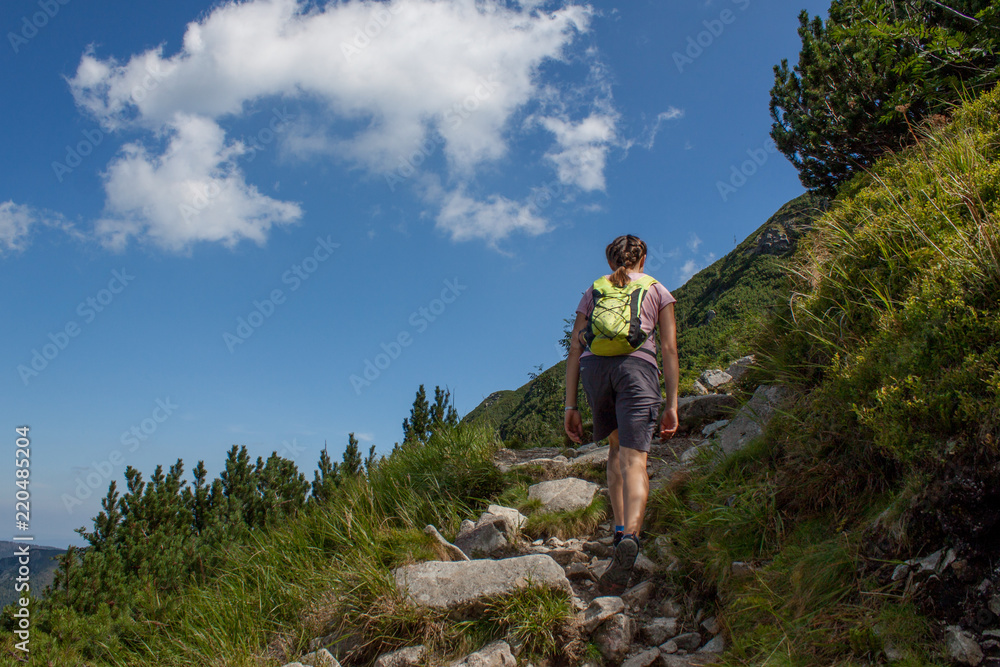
[606,234,647,288]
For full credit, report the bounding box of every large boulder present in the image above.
[394,554,571,611]
[677,394,739,433]
[528,478,599,513]
[713,385,787,456]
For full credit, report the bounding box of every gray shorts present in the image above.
[580,355,662,452]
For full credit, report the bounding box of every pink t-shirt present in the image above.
[576,272,676,367]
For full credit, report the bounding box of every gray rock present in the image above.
[678,394,739,432]
[699,369,733,390]
[394,554,571,611]
[714,385,786,456]
[454,521,507,559]
[634,553,657,576]
[528,477,599,513]
[573,445,611,468]
[621,648,660,667]
[701,616,721,635]
[299,649,340,667]
[731,561,754,578]
[593,613,634,662]
[374,645,427,667]
[565,562,595,581]
[484,504,528,534]
[891,563,911,582]
[701,420,730,437]
[282,663,305,667]
[424,525,471,562]
[989,595,1000,617]
[451,640,516,667]
[548,548,589,566]
[660,598,684,618]
[701,635,725,653]
[577,442,599,454]
[691,380,711,396]
[725,355,755,382]
[584,540,613,558]
[659,639,679,654]
[580,595,626,634]
[622,580,655,609]
[908,549,943,574]
[642,617,679,645]
[680,445,704,464]
[673,632,703,652]
[459,519,477,537]
[945,626,983,666]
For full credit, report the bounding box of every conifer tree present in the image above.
[311,442,340,503]
[341,433,363,478]
[770,0,1000,193]
[402,384,431,444]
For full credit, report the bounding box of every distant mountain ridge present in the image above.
[0,541,66,607]
[462,192,828,447]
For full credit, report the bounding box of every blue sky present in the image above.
[1,0,828,546]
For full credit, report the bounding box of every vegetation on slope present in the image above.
[647,84,1000,665]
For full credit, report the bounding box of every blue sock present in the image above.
[614,525,625,534]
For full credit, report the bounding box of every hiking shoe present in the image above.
[599,534,639,595]
[613,530,624,547]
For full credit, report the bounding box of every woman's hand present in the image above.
[660,407,678,441]
[565,409,583,443]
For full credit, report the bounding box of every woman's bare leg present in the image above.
[606,430,624,529]
[619,446,649,535]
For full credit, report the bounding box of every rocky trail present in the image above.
[279,360,800,667]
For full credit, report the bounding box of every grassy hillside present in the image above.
[646,85,1000,665]
[671,192,828,377]
[463,192,828,446]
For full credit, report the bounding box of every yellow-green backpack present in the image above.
[581,275,658,357]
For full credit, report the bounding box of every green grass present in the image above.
[644,85,1000,665]
[10,424,577,666]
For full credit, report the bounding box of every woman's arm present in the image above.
[564,312,588,443]
[658,303,679,439]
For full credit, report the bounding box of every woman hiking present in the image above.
[564,234,679,594]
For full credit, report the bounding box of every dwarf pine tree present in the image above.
[770,0,1000,193]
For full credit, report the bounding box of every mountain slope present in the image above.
[463,192,828,446]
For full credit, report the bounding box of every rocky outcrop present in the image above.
[713,385,787,456]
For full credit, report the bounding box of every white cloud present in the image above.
[677,252,715,285]
[639,107,684,150]
[0,202,38,252]
[687,233,702,252]
[541,113,616,191]
[436,189,548,246]
[0,202,78,253]
[95,114,302,252]
[69,0,600,250]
